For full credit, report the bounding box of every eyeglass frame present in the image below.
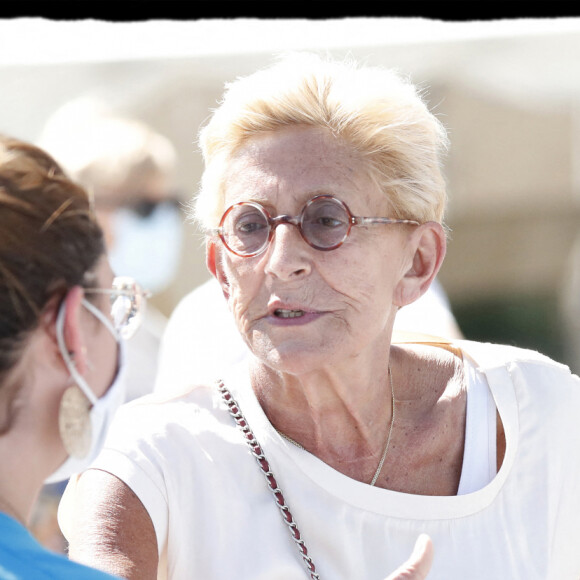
[214,194,421,258]
[84,276,151,339]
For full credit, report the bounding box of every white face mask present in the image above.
[108,200,183,295]
[45,298,127,484]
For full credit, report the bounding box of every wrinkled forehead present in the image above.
[220,127,386,214]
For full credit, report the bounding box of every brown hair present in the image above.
[0,135,105,377]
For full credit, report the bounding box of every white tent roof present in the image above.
[1,16,580,108]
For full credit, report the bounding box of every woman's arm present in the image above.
[63,468,159,580]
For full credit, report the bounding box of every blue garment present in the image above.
[0,512,120,579]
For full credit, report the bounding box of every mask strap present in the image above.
[81,298,119,340]
[56,296,120,407]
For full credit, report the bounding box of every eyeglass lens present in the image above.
[220,197,351,256]
[109,277,146,339]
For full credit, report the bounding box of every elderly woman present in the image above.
[60,53,580,580]
[0,136,149,578]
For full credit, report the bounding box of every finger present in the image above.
[384,534,434,580]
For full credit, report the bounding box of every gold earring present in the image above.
[58,384,92,458]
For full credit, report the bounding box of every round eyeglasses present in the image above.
[215,195,420,257]
[85,276,151,339]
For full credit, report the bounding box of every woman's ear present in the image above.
[42,286,88,376]
[394,222,447,308]
[206,238,230,301]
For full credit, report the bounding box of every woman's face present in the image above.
[215,126,417,376]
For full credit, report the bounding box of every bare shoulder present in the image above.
[386,343,467,495]
[62,469,159,580]
[390,342,464,404]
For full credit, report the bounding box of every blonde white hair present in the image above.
[194,52,449,232]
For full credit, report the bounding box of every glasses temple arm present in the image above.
[352,217,420,226]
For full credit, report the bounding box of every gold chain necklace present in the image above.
[276,366,395,486]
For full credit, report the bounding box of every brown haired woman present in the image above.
[0,135,148,578]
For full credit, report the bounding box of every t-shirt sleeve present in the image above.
[91,446,169,554]
[60,401,170,556]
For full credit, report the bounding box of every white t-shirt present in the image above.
[60,340,580,580]
[457,355,497,495]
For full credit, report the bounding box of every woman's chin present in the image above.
[251,338,335,375]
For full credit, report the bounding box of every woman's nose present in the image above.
[263,222,312,280]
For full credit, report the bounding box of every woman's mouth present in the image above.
[267,305,320,326]
[274,309,304,319]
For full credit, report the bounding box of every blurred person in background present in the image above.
[0,134,149,578]
[38,97,183,402]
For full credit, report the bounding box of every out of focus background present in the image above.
[2,15,580,369]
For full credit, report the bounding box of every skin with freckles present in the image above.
[216,126,413,376]
[207,125,466,492]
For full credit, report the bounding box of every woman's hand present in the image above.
[384,534,434,580]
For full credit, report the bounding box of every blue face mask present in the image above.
[108,200,183,295]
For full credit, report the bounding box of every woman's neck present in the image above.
[0,364,43,525]
[250,349,394,476]
[250,343,466,489]
[0,429,47,525]
[0,492,28,525]
[0,441,43,526]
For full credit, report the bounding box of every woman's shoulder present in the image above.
[107,381,237,445]
[459,340,580,416]
[457,339,573,374]
[127,380,222,409]
[394,336,578,400]
[393,332,565,370]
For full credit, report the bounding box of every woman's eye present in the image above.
[238,222,263,233]
[316,216,343,228]
[236,215,267,234]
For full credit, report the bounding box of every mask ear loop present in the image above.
[55,295,120,459]
[56,297,94,458]
[56,297,98,406]
[56,296,120,406]
[81,298,120,341]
